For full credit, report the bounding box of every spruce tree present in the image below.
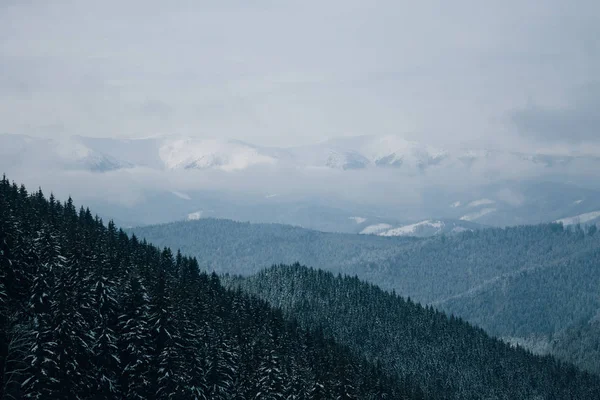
[90,232,121,397]
[22,228,62,399]
[149,248,184,399]
[118,274,152,399]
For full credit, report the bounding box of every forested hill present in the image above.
[130,218,600,305]
[129,218,417,279]
[131,218,600,372]
[0,176,416,399]
[226,264,600,399]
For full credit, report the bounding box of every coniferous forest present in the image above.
[0,176,417,399]
[3,176,600,399]
[131,218,600,373]
[227,264,600,399]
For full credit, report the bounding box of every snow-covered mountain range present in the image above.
[2,133,600,233]
[0,134,129,172]
[4,133,597,174]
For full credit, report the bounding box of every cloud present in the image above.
[511,82,600,143]
[139,100,173,118]
[0,1,599,149]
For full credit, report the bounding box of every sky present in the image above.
[1,0,599,151]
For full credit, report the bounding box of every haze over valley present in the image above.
[3,132,600,234]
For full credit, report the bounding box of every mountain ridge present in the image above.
[130,217,600,373]
[4,133,600,231]
[4,132,600,173]
[226,264,600,399]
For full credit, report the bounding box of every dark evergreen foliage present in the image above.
[131,218,600,371]
[549,317,600,375]
[0,176,413,399]
[227,264,600,399]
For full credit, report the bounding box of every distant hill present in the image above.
[550,315,600,375]
[4,133,600,231]
[131,218,600,373]
[226,264,600,399]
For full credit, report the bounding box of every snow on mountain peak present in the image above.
[363,135,448,169]
[4,133,600,177]
[292,134,450,171]
[171,191,192,200]
[158,137,277,171]
[45,137,127,172]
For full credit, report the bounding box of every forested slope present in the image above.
[132,218,600,372]
[549,316,600,375]
[227,264,600,399]
[0,177,415,399]
[130,218,416,278]
[439,245,600,337]
[131,219,600,305]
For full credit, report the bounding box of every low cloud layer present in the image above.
[512,82,600,144]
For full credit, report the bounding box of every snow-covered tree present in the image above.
[118,274,152,399]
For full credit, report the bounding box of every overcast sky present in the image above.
[1,0,599,150]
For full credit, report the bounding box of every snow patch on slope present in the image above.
[555,211,600,226]
[187,211,203,220]
[360,223,393,235]
[171,191,192,200]
[380,220,445,237]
